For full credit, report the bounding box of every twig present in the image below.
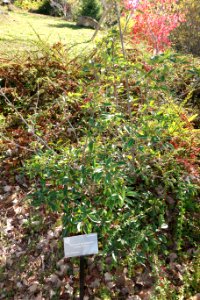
[0,90,55,152]
[114,0,132,119]
[90,2,113,41]
[122,12,133,35]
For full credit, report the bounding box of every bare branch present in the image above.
[0,90,56,152]
[91,2,113,41]
[114,0,131,119]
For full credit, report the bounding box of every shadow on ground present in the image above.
[48,22,93,30]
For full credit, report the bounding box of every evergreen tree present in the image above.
[80,0,102,21]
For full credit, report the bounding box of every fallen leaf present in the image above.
[29,283,39,294]
[104,272,112,282]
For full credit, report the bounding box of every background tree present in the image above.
[172,0,200,56]
[50,0,72,18]
[80,0,102,21]
[125,0,185,53]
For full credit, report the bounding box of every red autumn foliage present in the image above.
[124,0,186,53]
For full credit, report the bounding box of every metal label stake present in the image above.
[80,256,85,300]
[63,233,98,299]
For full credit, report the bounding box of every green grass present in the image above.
[0,8,95,57]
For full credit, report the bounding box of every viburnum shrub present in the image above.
[26,101,199,262]
[124,0,186,53]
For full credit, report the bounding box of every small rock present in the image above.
[76,16,99,29]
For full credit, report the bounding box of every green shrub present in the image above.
[14,0,67,16]
[14,0,43,10]
[1,31,199,269]
[26,100,199,265]
[34,0,54,15]
[1,32,199,298]
[79,0,102,21]
[23,39,199,265]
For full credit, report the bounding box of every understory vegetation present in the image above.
[0,27,199,298]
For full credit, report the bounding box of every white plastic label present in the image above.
[64,233,98,258]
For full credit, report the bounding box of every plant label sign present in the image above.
[64,233,98,258]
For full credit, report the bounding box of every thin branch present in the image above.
[114,0,131,119]
[122,12,133,35]
[62,96,79,143]
[90,3,113,41]
[0,90,55,152]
